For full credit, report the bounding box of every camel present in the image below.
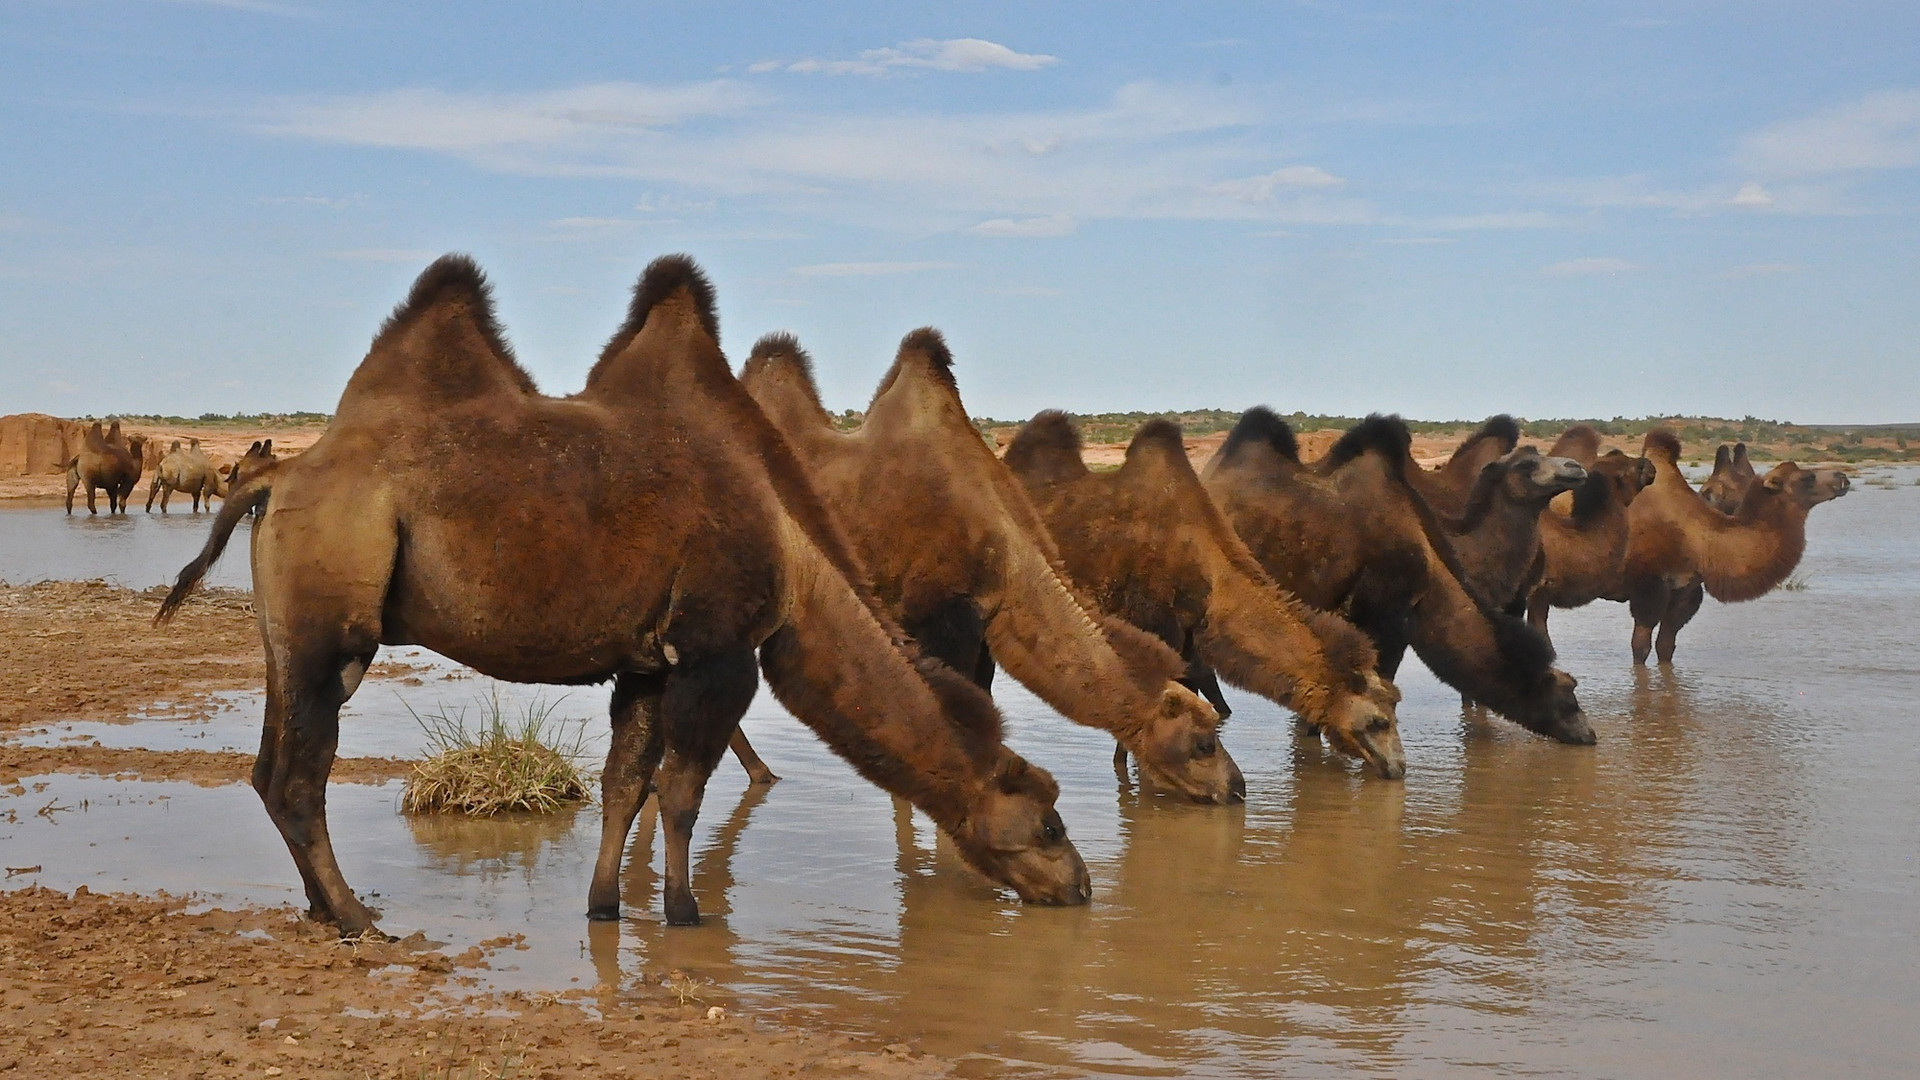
[1623,429,1848,664]
[1407,415,1521,514]
[736,331,1242,803]
[1202,409,1593,745]
[157,253,1089,936]
[1435,446,1587,615]
[146,438,226,512]
[1005,412,1407,779]
[64,420,147,515]
[1525,436,1656,647]
[1700,442,1756,512]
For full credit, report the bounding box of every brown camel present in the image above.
[1623,429,1848,664]
[157,253,1089,936]
[1527,443,1655,647]
[1202,409,1593,745]
[737,331,1241,803]
[1435,446,1587,615]
[1700,442,1756,512]
[147,438,226,512]
[1407,415,1521,513]
[64,420,147,515]
[1005,412,1407,779]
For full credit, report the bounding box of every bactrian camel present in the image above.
[65,420,148,515]
[738,331,1243,803]
[147,438,226,512]
[1006,412,1408,779]
[1527,432,1655,648]
[1202,410,1594,745]
[1623,429,1848,664]
[158,254,1090,936]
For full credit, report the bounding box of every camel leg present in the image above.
[64,466,77,515]
[727,726,779,785]
[1655,583,1705,665]
[145,477,160,512]
[1182,653,1234,722]
[654,649,759,926]
[255,645,381,935]
[1628,583,1667,666]
[1526,591,1554,650]
[1112,740,1130,781]
[587,670,669,920]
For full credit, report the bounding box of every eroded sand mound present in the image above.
[0,413,88,477]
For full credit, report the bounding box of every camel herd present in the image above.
[62,421,278,516]
[149,253,1849,936]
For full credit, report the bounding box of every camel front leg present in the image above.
[1526,591,1554,649]
[654,650,759,926]
[1655,582,1705,665]
[587,670,668,920]
[728,726,779,785]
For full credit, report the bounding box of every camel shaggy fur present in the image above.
[1623,429,1849,664]
[65,420,147,515]
[158,254,1089,935]
[1437,446,1588,615]
[738,331,1241,803]
[1006,413,1407,779]
[1202,409,1593,745]
[147,438,226,512]
[1527,442,1655,647]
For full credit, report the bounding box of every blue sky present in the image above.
[3,2,1917,423]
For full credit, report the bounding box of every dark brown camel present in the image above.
[1700,442,1756,513]
[1005,413,1407,779]
[147,438,226,512]
[157,253,1089,936]
[1202,409,1593,745]
[1624,429,1848,664]
[737,331,1241,803]
[1527,444,1655,648]
[1407,415,1521,514]
[1435,447,1588,617]
[65,420,147,515]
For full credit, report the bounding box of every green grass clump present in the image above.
[401,693,591,816]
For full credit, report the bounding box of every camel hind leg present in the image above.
[652,649,760,925]
[587,670,669,919]
[727,726,780,785]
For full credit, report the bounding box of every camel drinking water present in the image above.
[157,253,1089,936]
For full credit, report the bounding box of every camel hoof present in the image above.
[746,770,781,786]
[664,898,702,927]
[340,925,394,943]
[586,904,622,922]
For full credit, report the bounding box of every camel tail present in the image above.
[156,472,272,623]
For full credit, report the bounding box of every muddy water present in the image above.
[0,504,253,589]
[4,473,1919,1077]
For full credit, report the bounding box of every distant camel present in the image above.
[737,331,1241,804]
[65,420,147,515]
[1527,440,1655,648]
[1203,410,1593,745]
[158,253,1089,936]
[1700,442,1756,513]
[1623,429,1848,664]
[146,438,226,512]
[1435,446,1587,615]
[1006,412,1407,779]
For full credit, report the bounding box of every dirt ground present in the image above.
[0,886,945,1079]
[0,582,958,1077]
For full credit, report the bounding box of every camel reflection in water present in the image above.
[543,664,1812,1076]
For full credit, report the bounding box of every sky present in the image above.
[2,2,1917,424]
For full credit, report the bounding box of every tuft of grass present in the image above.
[663,970,713,1006]
[401,692,592,816]
[1777,572,1812,593]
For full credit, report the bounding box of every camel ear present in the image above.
[1160,686,1189,719]
[1762,465,1791,491]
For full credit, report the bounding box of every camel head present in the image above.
[954,750,1092,906]
[1321,671,1406,779]
[230,439,276,490]
[1500,447,1588,503]
[1515,667,1592,745]
[1583,449,1654,511]
[1756,461,1850,510]
[1129,684,1247,804]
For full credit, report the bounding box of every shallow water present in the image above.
[0,503,254,589]
[3,475,1918,1077]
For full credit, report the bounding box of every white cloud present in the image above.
[790,261,956,277]
[1738,89,1920,175]
[968,213,1077,237]
[324,248,437,263]
[1209,165,1344,203]
[769,38,1058,77]
[1729,182,1774,207]
[1542,257,1641,278]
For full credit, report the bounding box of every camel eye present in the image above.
[1194,734,1218,757]
[1368,716,1392,733]
[1039,812,1065,844]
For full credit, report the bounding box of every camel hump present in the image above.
[355,254,535,400]
[1122,419,1192,472]
[1218,407,1300,465]
[1469,414,1520,454]
[1733,442,1750,466]
[1550,424,1602,466]
[898,327,955,379]
[1325,414,1411,476]
[1642,428,1682,464]
[599,253,720,364]
[170,440,182,452]
[1714,444,1731,470]
[743,331,814,380]
[1004,410,1089,486]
